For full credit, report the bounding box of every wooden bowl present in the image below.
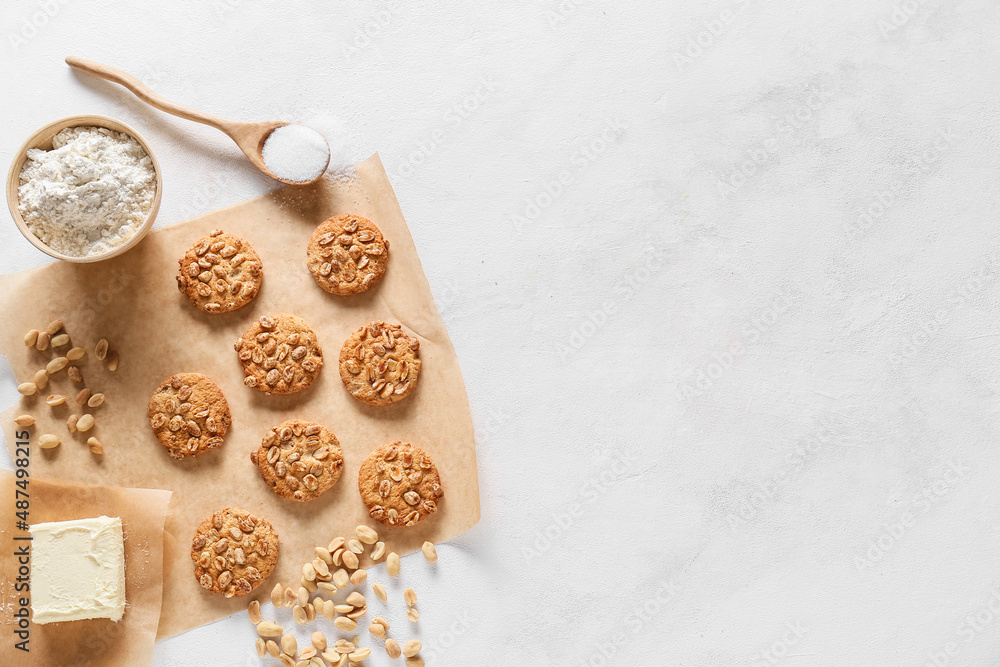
[6,114,162,263]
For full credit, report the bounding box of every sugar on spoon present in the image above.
[65,56,331,186]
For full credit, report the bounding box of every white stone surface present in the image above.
[2,0,1000,665]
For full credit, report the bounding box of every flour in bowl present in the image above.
[18,126,157,257]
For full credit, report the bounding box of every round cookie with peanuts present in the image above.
[251,420,345,502]
[191,507,278,598]
[307,213,389,295]
[358,441,444,527]
[148,372,231,459]
[176,229,263,313]
[235,314,324,394]
[339,320,421,405]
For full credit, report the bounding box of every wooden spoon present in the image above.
[65,56,330,186]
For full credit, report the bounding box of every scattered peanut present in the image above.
[46,357,68,374]
[298,646,317,660]
[284,587,296,608]
[66,346,86,361]
[293,605,307,625]
[328,536,346,553]
[67,366,83,384]
[406,608,420,623]
[305,601,316,622]
[404,588,417,606]
[88,393,105,408]
[266,639,280,657]
[421,541,438,563]
[255,637,266,658]
[76,388,91,405]
[370,541,386,561]
[349,647,371,661]
[297,586,309,607]
[95,338,109,361]
[356,525,379,544]
[248,600,262,625]
[316,546,333,564]
[24,330,38,347]
[317,581,337,596]
[303,562,317,582]
[350,568,367,586]
[334,617,357,632]
[107,351,119,372]
[345,591,366,608]
[45,319,63,336]
[33,369,48,390]
[372,582,387,603]
[76,414,95,432]
[256,621,283,637]
[51,333,70,347]
[281,633,297,656]
[407,657,426,667]
[368,621,386,638]
[385,639,402,659]
[17,382,36,396]
[402,640,422,658]
[334,604,353,614]
[38,434,60,449]
[87,437,103,455]
[46,394,65,406]
[347,539,364,554]
[342,550,359,570]
[13,415,34,427]
[387,552,400,578]
[271,582,283,607]
[35,332,50,351]
[333,568,350,588]
[66,414,79,433]
[311,631,327,651]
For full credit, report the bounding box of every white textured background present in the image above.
[2,1,1000,665]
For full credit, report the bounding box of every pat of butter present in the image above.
[29,516,126,624]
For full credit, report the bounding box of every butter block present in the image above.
[29,515,126,624]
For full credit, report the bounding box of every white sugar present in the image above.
[261,124,330,183]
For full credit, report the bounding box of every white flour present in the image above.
[18,126,157,257]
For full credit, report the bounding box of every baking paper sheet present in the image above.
[0,471,171,666]
[0,154,481,639]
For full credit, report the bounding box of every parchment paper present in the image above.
[0,471,172,666]
[0,154,481,639]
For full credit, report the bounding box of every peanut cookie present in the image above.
[176,229,263,313]
[148,373,231,459]
[307,214,389,295]
[191,507,278,598]
[251,420,345,502]
[235,314,324,394]
[339,321,421,406]
[358,442,443,527]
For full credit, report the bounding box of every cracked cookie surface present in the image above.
[358,441,443,528]
[148,372,231,459]
[251,419,345,502]
[339,321,420,406]
[235,314,324,394]
[191,507,278,598]
[176,229,263,313]
[307,214,388,295]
